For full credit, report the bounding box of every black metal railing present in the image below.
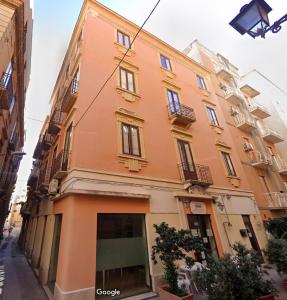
[48,105,64,135]
[37,164,50,190]
[167,103,196,123]
[61,78,78,112]
[178,162,213,186]
[50,150,69,180]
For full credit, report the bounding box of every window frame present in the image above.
[196,74,207,90]
[167,89,180,113]
[121,123,141,157]
[119,67,135,93]
[221,152,237,177]
[117,30,131,48]
[207,107,219,126]
[160,54,172,71]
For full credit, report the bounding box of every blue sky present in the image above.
[14,0,287,199]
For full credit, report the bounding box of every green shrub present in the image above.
[151,222,204,296]
[195,243,275,300]
[265,238,287,274]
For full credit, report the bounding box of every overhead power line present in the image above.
[74,0,161,128]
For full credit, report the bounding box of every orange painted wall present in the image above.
[53,194,150,291]
[57,12,252,191]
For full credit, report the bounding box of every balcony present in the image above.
[240,84,260,98]
[48,105,64,135]
[234,113,256,132]
[224,88,244,105]
[250,151,272,169]
[42,132,54,150]
[0,73,12,110]
[276,158,287,175]
[178,162,213,187]
[261,127,284,144]
[37,165,50,193]
[265,192,287,210]
[27,167,40,188]
[61,78,78,113]
[215,65,233,81]
[33,139,43,159]
[167,103,196,127]
[248,104,270,119]
[50,150,69,180]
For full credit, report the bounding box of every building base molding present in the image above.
[54,284,95,300]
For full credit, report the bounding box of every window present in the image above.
[9,95,15,114]
[117,30,130,48]
[167,89,180,113]
[196,74,207,90]
[9,122,17,145]
[221,152,237,176]
[120,67,135,92]
[177,140,196,180]
[122,123,141,156]
[160,54,172,71]
[207,107,219,126]
[62,123,73,170]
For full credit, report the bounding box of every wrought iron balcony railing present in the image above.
[37,164,50,192]
[48,103,64,135]
[50,150,69,180]
[178,162,213,186]
[264,192,287,209]
[61,78,78,113]
[167,103,196,126]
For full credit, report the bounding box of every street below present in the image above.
[0,227,47,300]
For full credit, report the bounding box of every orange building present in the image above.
[21,1,269,300]
[0,0,32,240]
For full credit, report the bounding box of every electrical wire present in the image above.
[74,0,161,128]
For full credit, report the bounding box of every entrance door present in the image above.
[242,215,261,255]
[187,214,218,258]
[96,214,150,299]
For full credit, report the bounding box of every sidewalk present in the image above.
[0,228,47,300]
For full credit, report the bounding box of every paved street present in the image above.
[0,228,47,300]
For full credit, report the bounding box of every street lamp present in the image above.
[229,0,287,38]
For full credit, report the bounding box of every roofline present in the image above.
[242,69,287,95]
[50,0,212,104]
[187,39,239,71]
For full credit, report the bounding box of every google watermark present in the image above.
[96,289,120,297]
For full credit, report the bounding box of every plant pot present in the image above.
[256,295,274,300]
[157,286,193,300]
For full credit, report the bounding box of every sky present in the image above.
[13,0,287,199]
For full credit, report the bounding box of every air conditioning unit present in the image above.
[230,107,239,116]
[48,179,59,195]
[243,142,253,152]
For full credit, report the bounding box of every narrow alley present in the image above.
[0,228,47,300]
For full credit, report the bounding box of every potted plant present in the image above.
[151,222,204,300]
[265,238,287,290]
[194,243,276,300]
[266,215,287,289]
